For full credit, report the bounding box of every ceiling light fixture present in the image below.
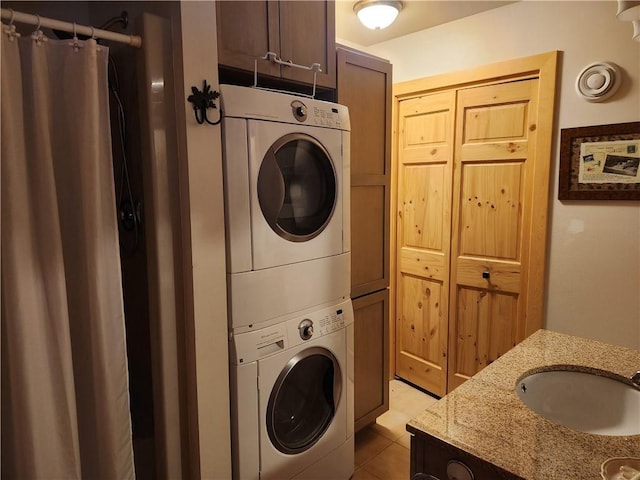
[354,0,403,30]
[616,0,640,41]
[616,0,640,20]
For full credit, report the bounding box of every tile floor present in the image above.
[352,379,439,480]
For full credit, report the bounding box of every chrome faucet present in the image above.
[632,371,640,387]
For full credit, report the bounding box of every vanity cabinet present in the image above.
[406,330,640,479]
[337,46,392,430]
[409,429,522,480]
[216,1,336,89]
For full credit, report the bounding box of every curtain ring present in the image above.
[90,26,96,39]
[8,8,14,26]
[35,14,41,32]
[73,22,77,39]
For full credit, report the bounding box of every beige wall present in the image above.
[348,1,640,349]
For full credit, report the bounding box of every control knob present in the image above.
[298,319,314,340]
[291,100,308,122]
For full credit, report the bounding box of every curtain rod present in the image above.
[0,8,142,48]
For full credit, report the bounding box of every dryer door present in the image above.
[248,121,346,270]
[266,346,342,454]
[258,134,336,243]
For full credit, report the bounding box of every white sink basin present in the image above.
[516,369,640,436]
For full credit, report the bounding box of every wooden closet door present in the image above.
[448,78,541,390]
[396,91,455,397]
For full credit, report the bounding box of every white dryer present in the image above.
[230,298,354,480]
[220,85,351,329]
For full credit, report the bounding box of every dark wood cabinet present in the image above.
[337,46,391,298]
[352,290,389,432]
[410,429,523,480]
[337,46,392,431]
[216,1,336,89]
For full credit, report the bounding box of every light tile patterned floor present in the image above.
[352,380,439,480]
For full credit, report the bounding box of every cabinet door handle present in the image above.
[482,271,490,279]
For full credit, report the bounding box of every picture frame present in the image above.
[558,121,640,200]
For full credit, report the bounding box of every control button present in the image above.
[298,319,314,340]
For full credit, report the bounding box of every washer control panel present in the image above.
[230,299,353,365]
[315,308,345,336]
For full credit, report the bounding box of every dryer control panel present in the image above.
[310,105,345,129]
[220,84,350,132]
[290,99,345,129]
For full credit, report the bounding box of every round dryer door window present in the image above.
[258,133,337,242]
[266,347,342,454]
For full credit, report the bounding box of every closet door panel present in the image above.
[455,258,520,293]
[399,248,447,280]
[401,164,446,251]
[448,79,541,391]
[401,95,453,165]
[458,162,524,260]
[396,274,446,395]
[396,91,455,396]
[451,287,518,384]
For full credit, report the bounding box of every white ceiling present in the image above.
[336,0,517,47]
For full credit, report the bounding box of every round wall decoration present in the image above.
[575,62,622,102]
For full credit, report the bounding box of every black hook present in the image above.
[187,80,223,126]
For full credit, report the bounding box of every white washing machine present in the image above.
[229,298,354,480]
[220,85,351,330]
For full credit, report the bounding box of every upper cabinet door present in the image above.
[216,1,281,78]
[337,47,392,298]
[279,1,336,89]
[216,1,336,89]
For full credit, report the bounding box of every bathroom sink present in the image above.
[516,368,640,436]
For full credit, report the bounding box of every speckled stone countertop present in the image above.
[407,329,640,480]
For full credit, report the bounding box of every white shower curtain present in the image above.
[1,32,135,478]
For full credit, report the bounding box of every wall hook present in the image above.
[187,80,223,126]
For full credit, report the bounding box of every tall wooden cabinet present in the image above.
[216,1,336,89]
[337,46,392,431]
[394,52,558,397]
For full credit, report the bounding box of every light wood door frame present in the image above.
[390,51,559,385]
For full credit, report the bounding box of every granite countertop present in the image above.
[407,329,640,480]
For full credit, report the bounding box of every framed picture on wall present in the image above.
[558,121,640,200]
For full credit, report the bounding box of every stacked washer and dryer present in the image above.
[219,84,354,480]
